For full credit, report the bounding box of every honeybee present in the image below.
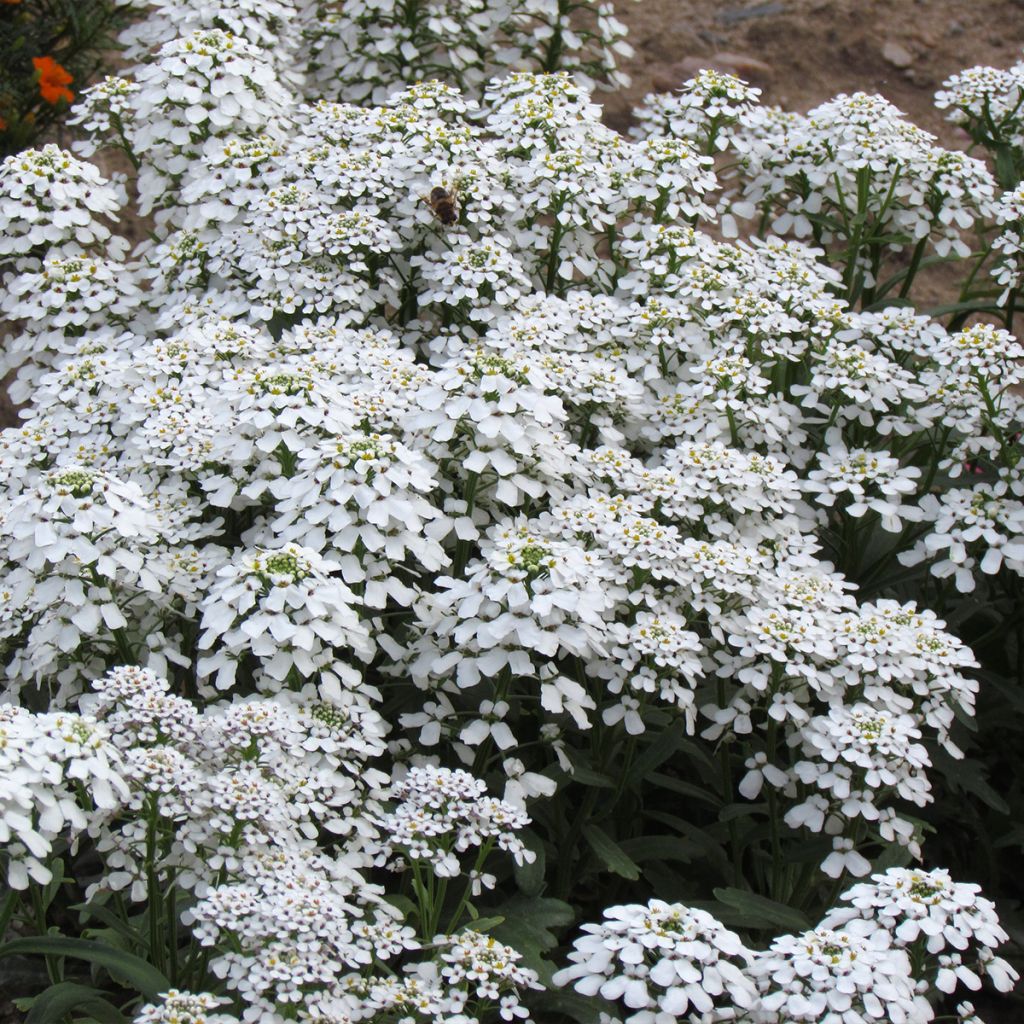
[423,183,460,227]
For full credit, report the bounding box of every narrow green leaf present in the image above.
[25,983,128,1024]
[995,144,1020,188]
[719,802,767,823]
[513,829,546,897]
[617,835,696,864]
[460,915,505,933]
[713,887,811,933]
[645,811,731,877]
[582,824,640,880]
[647,772,722,807]
[0,937,170,999]
[70,901,146,947]
[626,723,684,787]
[932,749,1010,815]
[565,763,615,789]
[927,299,999,318]
[42,858,66,913]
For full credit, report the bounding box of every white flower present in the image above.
[372,765,534,877]
[900,484,1024,592]
[555,900,755,1021]
[133,990,237,1024]
[633,69,762,153]
[821,867,1019,994]
[806,440,921,532]
[197,543,371,691]
[501,757,557,809]
[414,234,533,321]
[0,145,126,260]
[0,706,128,889]
[747,928,930,1023]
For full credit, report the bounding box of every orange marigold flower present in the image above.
[32,56,74,105]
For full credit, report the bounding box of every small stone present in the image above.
[948,19,964,36]
[709,51,775,78]
[716,2,786,26]
[651,52,774,92]
[882,41,914,69]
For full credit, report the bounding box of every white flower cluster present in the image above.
[991,182,1024,304]
[561,883,1017,1023]
[553,899,756,1020]
[372,764,534,878]
[3,666,543,1024]
[134,990,237,1024]
[633,69,763,154]
[197,543,373,692]
[341,930,542,1024]
[822,868,1020,996]
[303,0,633,104]
[746,927,928,1024]
[80,665,389,896]
[730,92,996,276]
[935,59,1024,154]
[0,704,127,889]
[0,145,126,263]
[901,483,1024,593]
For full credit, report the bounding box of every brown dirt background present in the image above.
[607,0,1024,142]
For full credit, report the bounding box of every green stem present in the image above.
[898,236,928,300]
[544,216,567,294]
[555,787,600,900]
[29,885,61,985]
[444,840,495,934]
[146,797,163,975]
[452,471,480,577]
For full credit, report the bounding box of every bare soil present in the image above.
[606,0,1024,142]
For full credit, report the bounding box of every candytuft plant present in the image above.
[1,4,1024,1024]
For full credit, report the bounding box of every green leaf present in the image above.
[719,802,766,823]
[0,938,170,999]
[533,989,606,1024]
[927,298,999,319]
[872,843,915,872]
[491,897,574,986]
[582,824,640,881]
[931,748,1010,815]
[617,835,696,864]
[645,812,731,877]
[995,144,1020,188]
[382,893,417,919]
[565,762,615,789]
[626,723,684,788]
[460,915,505,933]
[25,983,128,1024]
[713,887,812,933]
[647,772,722,807]
[41,858,66,913]
[513,829,546,897]
[492,896,572,948]
[70,901,146,947]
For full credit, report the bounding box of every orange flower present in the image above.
[32,56,74,105]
